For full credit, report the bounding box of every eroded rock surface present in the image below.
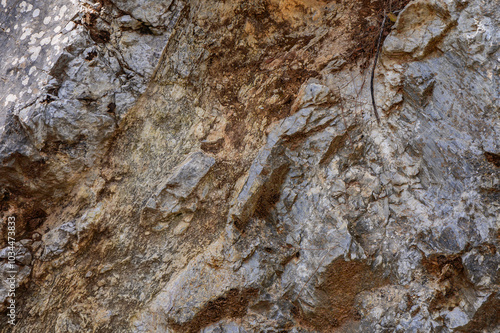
[0,0,498,332]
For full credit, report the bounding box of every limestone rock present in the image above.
[0,0,499,331]
[160,151,216,199]
[41,221,76,260]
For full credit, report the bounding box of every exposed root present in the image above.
[370,10,387,125]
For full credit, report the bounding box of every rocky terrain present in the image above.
[0,0,498,332]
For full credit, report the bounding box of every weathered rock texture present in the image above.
[0,0,498,332]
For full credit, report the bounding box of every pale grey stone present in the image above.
[41,221,76,261]
[162,151,215,199]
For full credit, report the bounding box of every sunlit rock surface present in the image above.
[0,0,498,332]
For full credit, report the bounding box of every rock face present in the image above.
[0,0,498,332]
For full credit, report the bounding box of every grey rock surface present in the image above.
[0,0,499,332]
[0,0,185,199]
[161,151,216,199]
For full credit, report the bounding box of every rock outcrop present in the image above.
[0,0,498,332]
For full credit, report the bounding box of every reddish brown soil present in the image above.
[170,288,259,333]
[293,258,389,332]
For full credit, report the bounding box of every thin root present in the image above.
[370,10,387,125]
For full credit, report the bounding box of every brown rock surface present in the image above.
[0,0,498,332]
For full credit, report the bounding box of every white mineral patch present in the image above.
[33,8,40,17]
[64,21,75,32]
[54,26,61,33]
[1,0,6,8]
[43,16,51,24]
[28,46,41,61]
[40,36,51,45]
[59,5,67,17]
[29,31,44,45]
[22,77,29,86]
[51,34,61,45]
[5,94,17,105]
[20,28,33,41]
[29,66,36,75]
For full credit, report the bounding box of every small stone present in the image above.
[17,252,32,266]
[174,221,190,235]
[20,239,32,247]
[100,264,113,274]
[117,15,141,30]
[161,152,216,198]
[31,241,42,251]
